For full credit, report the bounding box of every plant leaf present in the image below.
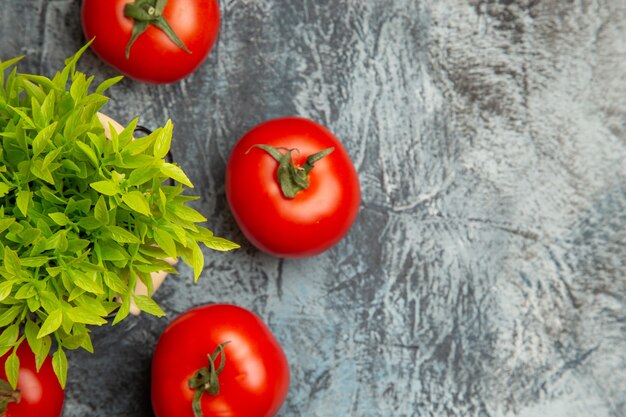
[122,191,151,216]
[24,320,42,359]
[168,204,207,223]
[153,120,173,159]
[32,122,57,157]
[127,166,160,186]
[90,180,119,196]
[95,75,124,94]
[3,247,21,277]
[52,348,68,389]
[0,306,22,327]
[66,306,107,326]
[48,212,70,226]
[153,229,177,258]
[0,183,11,198]
[16,190,31,216]
[0,281,14,301]
[103,271,128,294]
[76,142,99,167]
[112,293,130,325]
[94,196,109,224]
[160,163,193,188]
[191,242,204,282]
[0,218,15,233]
[68,270,104,295]
[132,294,165,317]
[5,349,19,389]
[202,236,241,252]
[37,309,63,338]
[0,324,19,350]
[104,225,141,244]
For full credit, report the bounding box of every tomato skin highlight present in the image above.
[0,344,64,417]
[151,304,290,417]
[81,0,220,83]
[226,117,361,258]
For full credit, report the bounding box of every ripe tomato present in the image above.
[0,343,64,417]
[81,0,220,83]
[226,117,361,258]
[151,304,290,417]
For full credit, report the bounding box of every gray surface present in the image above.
[2,0,626,416]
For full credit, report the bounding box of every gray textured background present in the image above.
[2,0,626,416]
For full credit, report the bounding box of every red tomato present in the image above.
[151,304,290,417]
[81,0,220,83]
[0,343,64,417]
[226,117,361,258]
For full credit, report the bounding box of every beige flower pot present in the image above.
[97,113,177,316]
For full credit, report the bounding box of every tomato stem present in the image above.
[124,0,191,59]
[0,379,20,416]
[187,341,230,417]
[247,145,334,199]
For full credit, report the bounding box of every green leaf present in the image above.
[123,134,157,156]
[77,216,102,230]
[86,132,105,155]
[19,257,48,268]
[48,212,70,226]
[0,218,15,233]
[30,159,55,185]
[168,204,207,223]
[153,120,173,159]
[112,293,130,325]
[0,183,11,198]
[16,189,31,216]
[20,77,46,104]
[94,196,109,224]
[127,166,160,186]
[52,348,68,388]
[201,236,240,252]
[66,306,107,325]
[132,294,165,317]
[35,336,51,371]
[99,242,129,262]
[3,247,21,276]
[103,271,128,294]
[95,75,124,94]
[90,180,119,196]
[81,334,94,353]
[14,283,37,300]
[122,191,151,216]
[37,309,63,338]
[39,290,61,313]
[0,281,14,301]
[191,242,204,282]
[68,270,104,295]
[7,105,35,129]
[26,296,41,312]
[0,305,22,327]
[153,229,177,258]
[0,324,19,350]
[31,122,57,157]
[104,225,140,244]
[160,163,193,188]
[0,55,23,72]
[76,141,99,167]
[25,320,42,359]
[5,349,19,389]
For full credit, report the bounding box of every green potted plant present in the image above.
[0,43,238,388]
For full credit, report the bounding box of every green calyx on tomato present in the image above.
[187,341,231,417]
[124,0,191,59]
[0,379,20,415]
[248,145,335,199]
